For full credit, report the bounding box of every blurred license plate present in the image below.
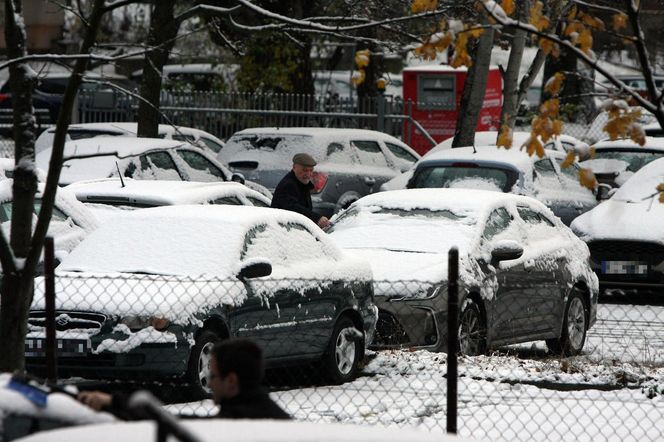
[25,338,89,357]
[601,261,648,275]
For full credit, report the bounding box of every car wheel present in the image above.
[547,289,587,356]
[324,316,363,384]
[458,299,486,356]
[185,329,220,398]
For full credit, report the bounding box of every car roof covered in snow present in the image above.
[592,136,664,151]
[230,127,405,142]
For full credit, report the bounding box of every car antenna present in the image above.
[472,143,477,154]
[115,161,126,188]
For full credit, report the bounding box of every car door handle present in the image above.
[363,177,376,186]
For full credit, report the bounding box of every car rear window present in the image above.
[221,134,325,164]
[593,149,664,172]
[410,165,517,192]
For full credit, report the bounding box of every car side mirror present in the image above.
[595,183,613,201]
[231,172,245,184]
[491,240,523,264]
[238,259,272,279]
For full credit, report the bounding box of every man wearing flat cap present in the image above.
[271,153,330,228]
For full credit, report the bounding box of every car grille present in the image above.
[28,310,107,331]
[587,240,664,263]
[374,310,410,346]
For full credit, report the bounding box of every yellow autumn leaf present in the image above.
[567,5,578,21]
[411,0,438,13]
[434,31,453,52]
[351,69,365,86]
[497,122,513,149]
[660,192,664,203]
[552,119,563,136]
[577,28,593,54]
[439,18,447,31]
[630,124,646,146]
[579,168,598,190]
[656,183,664,192]
[376,77,387,90]
[525,136,544,157]
[451,32,472,68]
[502,0,515,15]
[612,13,628,31]
[580,13,605,31]
[539,98,560,118]
[529,1,549,31]
[544,73,565,96]
[538,38,560,58]
[355,50,370,69]
[561,151,576,169]
[468,26,484,39]
[564,22,584,38]
[589,146,596,159]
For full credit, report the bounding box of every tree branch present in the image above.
[625,0,660,113]
[0,229,17,276]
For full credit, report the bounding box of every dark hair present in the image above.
[212,339,264,390]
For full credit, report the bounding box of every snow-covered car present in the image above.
[13,419,452,442]
[571,157,664,293]
[132,63,239,93]
[328,189,598,355]
[405,145,597,225]
[35,137,271,198]
[35,122,226,155]
[219,128,420,216]
[65,179,271,223]
[0,373,114,441]
[643,121,663,137]
[0,180,98,259]
[25,206,377,395]
[580,137,664,193]
[380,132,590,192]
[0,158,47,181]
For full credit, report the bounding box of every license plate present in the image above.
[25,338,90,357]
[601,261,648,275]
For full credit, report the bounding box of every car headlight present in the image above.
[120,316,171,331]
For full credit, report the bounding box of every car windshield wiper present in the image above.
[344,246,431,254]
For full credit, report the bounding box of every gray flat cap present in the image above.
[293,153,317,167]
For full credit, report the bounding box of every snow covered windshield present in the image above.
[329,206,477,254]
[612,158,664,202]
[410,165,516,192]
[591,149,664,172]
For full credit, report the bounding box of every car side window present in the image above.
[212,197,243,205]
[242,223,331,264]
[517,206,554,227]
[385,142,418,163]
[246,196,269,207]
[326,142,354,164]
[533,158,561,188]
[175,149,226,181]
[482,207,512,241]
[351,140,390,168]
[136,152,183,181]
[199,137,224,154]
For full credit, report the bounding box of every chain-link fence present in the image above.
[0,138,13,159]
[23,273,664,441]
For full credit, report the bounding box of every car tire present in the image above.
[458,299,487,356]
[546,289,588,356]
[185,329,221,398]
[324,316,363,384]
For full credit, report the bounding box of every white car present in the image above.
[328,188,598,355]
[35,137,271,198]
[220,127,420,216]
[0,180,98,258]
[0,158,47,181]
[65,178,271,223]
[380,132,590,191]
[580,137,664,191]
[35,122,226,155]
[571,157,664,293]
[404,145,597,225]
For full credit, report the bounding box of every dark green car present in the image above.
[26,205,377,396]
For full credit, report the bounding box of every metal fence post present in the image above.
[377,93,385,132]
[44,236,58,382]
[447,247,458,434]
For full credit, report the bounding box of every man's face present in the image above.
[209,358,239,402]
[292,163,314,184]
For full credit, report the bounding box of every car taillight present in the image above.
[0,93,8,103]
[311,171,328,193]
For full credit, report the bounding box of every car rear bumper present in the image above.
[587,240,664,290]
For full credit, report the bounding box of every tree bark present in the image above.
[137,0,178,138]
[499,0,529,130]
[453,12,495,148]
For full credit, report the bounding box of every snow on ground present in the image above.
[168,303,664,441]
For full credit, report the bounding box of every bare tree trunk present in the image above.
[137,0,178,138]
[0,0,107,372]
[453,12,495,147]
[499,0,529,130]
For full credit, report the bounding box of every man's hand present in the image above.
[317,216,331,228]
[78,391,112,411]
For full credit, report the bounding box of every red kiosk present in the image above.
[402,65,503,155]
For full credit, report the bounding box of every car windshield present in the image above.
[592,149,664,172]
[612,160,664,202]
[410,165,517,192]
[329,206,476,254]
